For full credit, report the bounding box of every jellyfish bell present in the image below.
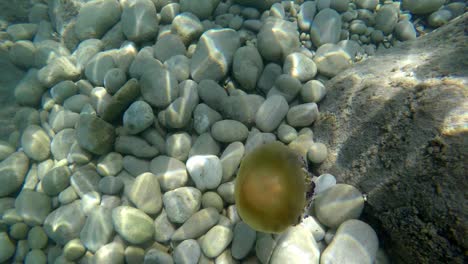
[234,141,308,233]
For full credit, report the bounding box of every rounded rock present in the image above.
[255,95,289,133]
[123,100,154,134]
[163,187,201,224]
[128,172,163,215]
[301,80,327,103]
[307,142,328,164]
[186,155,222,191]
[21,125,50,161]
[150,155,188,191]
[173,239,201,264]
[287,103,319,127]
[211,120,249,143]
[112,206,154,244]
[201,225,233,258]
[283,52,317,82]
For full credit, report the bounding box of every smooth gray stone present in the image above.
[58,186,78,205]
[283,52,317,82]
[150,155,188,191]
[211,120,249,143]
[355,0,378,10]
[190,28,240,82]
[220,142,244,182]
[321,220,379,264]
[9,222,29,240]
[314,173,337,194]
[255,95,288,132]
[402,0,445,15]
[85,52,116,86]
[171,208,220,241]
[144,249,173,264]
[375,5,399,35]
[257,63,282,94]
[25,249,47,264]
[141,66,178,108]
[160,3,180,24]
[154,210,176,243]
[42,166,71,196]
[301,80,327,103]
[9,40,36,69]
[76,114,115,155]
[186,155,222,191]
[298,1,317,31]
[6,23,37,41]
[80,191,101,215]
[121,0,159,42]
[74,0,121,40]
[70,168,101,198]
[100,195,121,210]
[302,216,326,241]
[163,187,201,224]
[15,190,51,226]
[189,132,220,157]
[97,152,123,177]
[257,17,300,61]
[67,141,92,165]
[314,184,365,228]
[115,135,159,158]
[50,128,76,160]
[112,206,154,244]
[428,9,453,28]
[21,125,50,161]
[123,155,150,177]
[63,238,86,261]
[154,34,186,62]
[37,56,80,87]
[173,239,201,264]
[287,103,319,128]
[313,43,352,77]
[94,242,125,264]
[160,80,199,129]
[0,152,29,197]
[171,12,204,46]
[308,142,328,164]
[394,20,417,41]
[166,132,192,162]
[129,47,164,79]
[164,55,190,82]
[104,68,127,95]
[200,225,233,258]
[268,74,302,102]
[99,176,124,195]
[221,94,265,126]
[310,8,342,47]
[180,0,217,20]
[201,191,224,212]
[50,81,78,104]
[14,69,46,107]
[123,100,154,134]
[27,226,48,250]
[128,172,163,215]
[44,200,86,245]
[72,38,104,71]
[232,45,264,91]
[270,2,285,19]
[141,129,166,154]
[101,78,140,123]
[197,80,228,112]
[231,221,256,260]
[270,226,320,264]
[14,107,40,132]
[244,130,276,154]
[80,207,113,253]
[0,232,15,262]
[48,108,80,133]
[255,233,276,264]
[193,103,222,134]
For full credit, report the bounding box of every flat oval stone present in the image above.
[15,190,51,226]
[21,125,50,161]
[0,152,29,197]
[270,225,320,264]
[163,187,201,224]
[43,200,86,245]
[112,206,154,244]
[211,120,248,143]
[128,172,163,215]
[200,225,233,258]
[287,103,319,127]
[186,155,222,191]
[255,95,288,132]
[173,239,201,264]
[231,221,256,260]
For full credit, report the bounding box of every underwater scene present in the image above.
[0,0,466,263]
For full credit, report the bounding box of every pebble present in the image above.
[122,155,150,176]
[173,239,201,264]
[0,152,29,197]
[257,63,282,94]
[313,43,352,77]
[221,94,265,126]
[394,20,417,41]
[257,17,300,61]
[217,181,236,205]
[41,165,72,196]
[144,248,173,264]
[189,133,220,157]
[104,68,127,95]
[232,45,264,91]
[191,28,240,82]
[298,1,317,31]
[123,101,154,134]
[314,184,365,228]
[128,172,163,214]
[231,221,256,260]
[80,207,113,252]
[48,109,80,133]
[50,128,75,160]
[197,80,228,112]
[43,200,86,245]
[141,67,178,108]
[163,187,201,224]
[97,152,123,177]
[307,142,328,164]
[211,120,249,143]
[283,52,317,82]
[9,40,36,69]
[25,249,47,264]
[7,23,37,41]
[9,222,29,240]
[154,34,186,62]
[74,0,121,40]
[310,8,342,47]
[129,47,164,79]
[402,0,445,15]
[201,192,224,212]
[150,155,188,191]
[287,103,320,127]
[375,5,399,35]
[160,80,199,129]
[115,135,159,158]
[171,12,204,46]
[70,168,101,198]
[428,9,453,28]
[220,142,244,182]
[355,0,378,10]
[112,206,154,244]
[269,74,302,102]
[321,220,379,264]
[37,56,80,87]
[160,3,180,24]
[15,70,46,107]
[193,104,223,134]
[125,246,145,264]
[277,124,298,144]
[0,232,15,262]
[27,226,48,249]
[0,141,15,161]
[288,130,315,158]
[142,129,166,154]
[314,173,337,194]
[255,95,288,132]
[101,78,140,123]
[81,190,101,215]
[85,53,116,86]
[166,132,192,162]
[164,55,191,82]
[200,225,233,258]
[301,80,327,103]
[76,114,115,155]
[186,155,223,191]
[180,0,218,20]
[121,0,159,42]
[270,225,320,264]
[58,186,79,205]
[94,241,125,264]
[63,238,86,261]
[21,125,50,161]
[67,141,92,165]
[154,210,176,243]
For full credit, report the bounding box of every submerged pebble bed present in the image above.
[0,0,466,263]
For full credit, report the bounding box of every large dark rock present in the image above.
[313,14,467,263]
